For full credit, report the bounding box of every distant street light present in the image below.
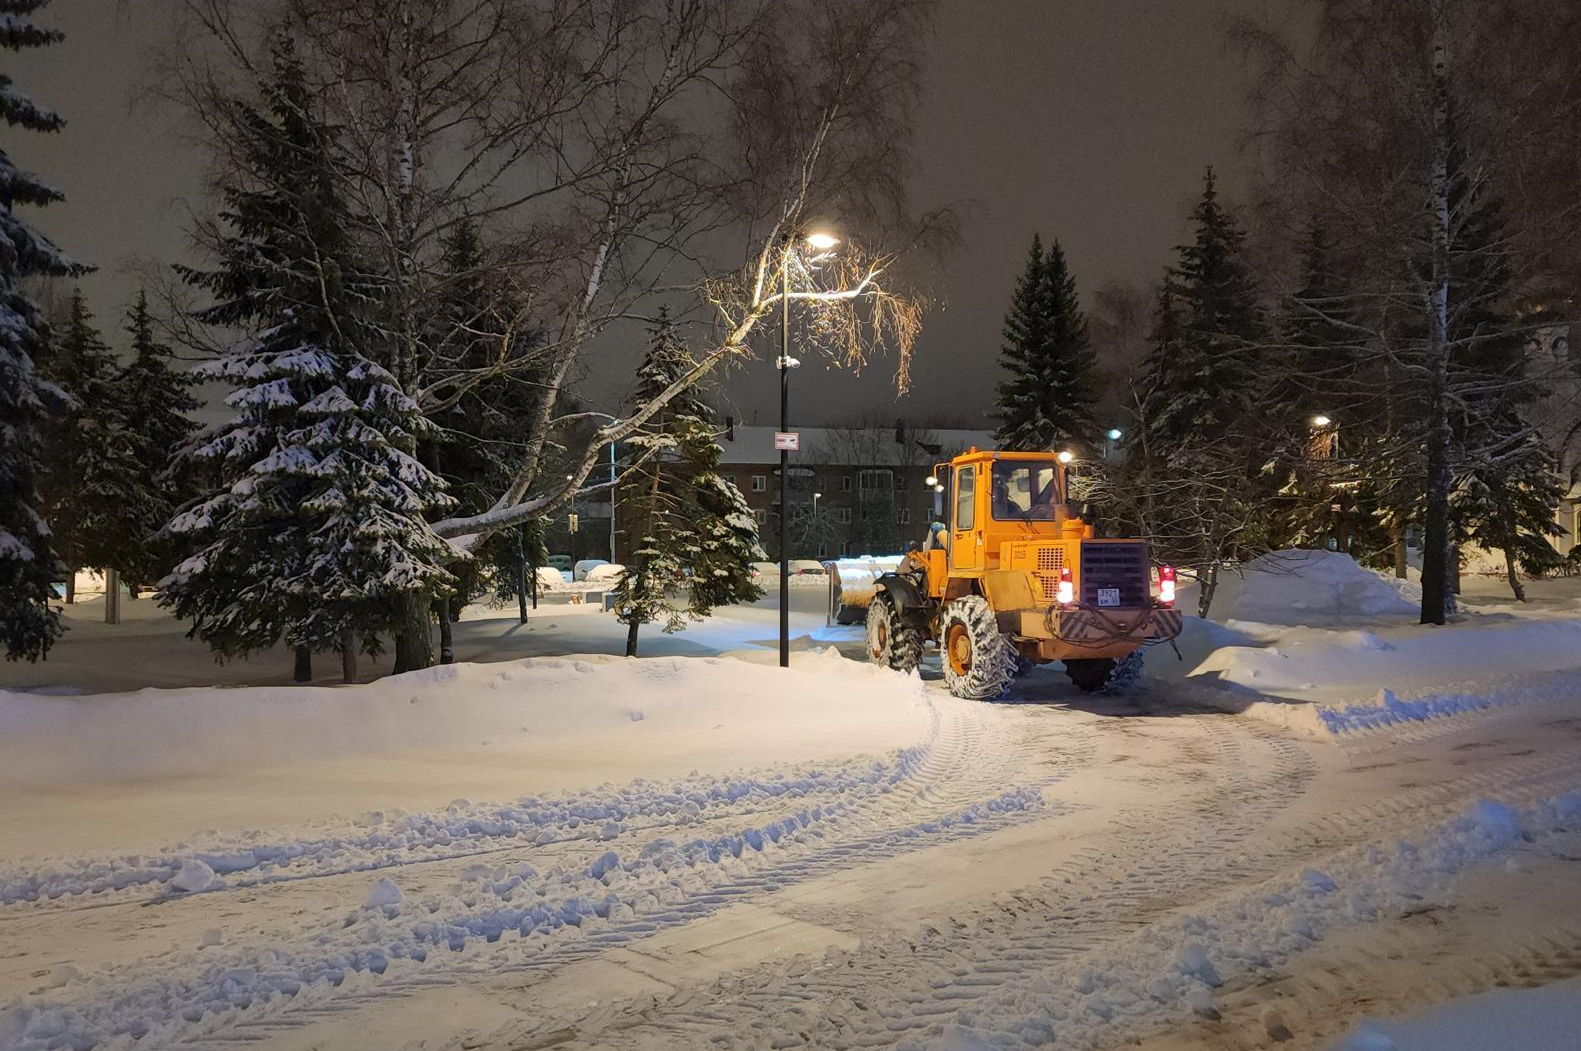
[1106,428,1123,441]
[1311,414,1333,428]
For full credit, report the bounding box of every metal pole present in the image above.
[608,439,617,562]
[779,245,791,669]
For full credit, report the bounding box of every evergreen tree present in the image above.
[116,291,200,591]
[1441,155,1563,599]
[612,312,762,655]
[1275,225,1394,563]
[1126,170,1272,615]
[163,30,454,681]
[39,292,147,587]
[994,234,1096,451]
[1141,169,1268,446]
[0,0,86,660]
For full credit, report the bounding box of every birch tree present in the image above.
[162,0,945,669]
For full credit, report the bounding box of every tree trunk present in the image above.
[64,573,75,604]
[393,591,433,673]
[1503,544,1526,601]
[104,568,121,625]
[1197,562,1219,619]
[1420,9,1457,626]
[626,615,640,657]
[293,645,313,683]
[1392,522,1409,579]
[341,628,358,684]
[437,597,455,665]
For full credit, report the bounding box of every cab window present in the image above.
[954,466,975,530]
[991,461,1060,520]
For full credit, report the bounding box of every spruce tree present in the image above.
[612,311,762,655]
[1142,169,1267,445]
[1442,156,1563,599]
[116,291,200,591]
[163,30,454,681]
[0,0,86,659]
[994,235,1096,451]
[1127,170,1272,615]
[39,292,147,588]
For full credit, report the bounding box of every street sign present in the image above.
[774,431,800,451]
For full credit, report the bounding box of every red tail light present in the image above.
[1158,564,1176,607]
[1055,566,1074,606]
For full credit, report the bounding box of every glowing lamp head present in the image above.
[1106,428,1123,441]
[1057,450,1075,465]
[804,231,840,251]
[1311,414,1332,428]
[933,483,945,493]
[1158,564,1177,607]
[1055,566,1075,606]
[925,474,938,487]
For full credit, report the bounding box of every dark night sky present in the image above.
[11,0,1298,427]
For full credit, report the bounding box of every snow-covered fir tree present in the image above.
[994,234,1096,451]
[613,311,762,656]
[163,30,454,682]
[39,292,148,593]
[115,291,200,591]
[0,0,85,660]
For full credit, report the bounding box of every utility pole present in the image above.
[779,245,791,669]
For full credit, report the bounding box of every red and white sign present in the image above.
[773,431,800,451]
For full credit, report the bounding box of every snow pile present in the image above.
[1316,668,1581,736]
[1195,550,1420,625]
[916,792,1581,1051]
[0,652,934,861]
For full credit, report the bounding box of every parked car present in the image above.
[788,559,827,576]
[573,558,610,581]
[547,554,573,572]
[583,563,626,584]
[750,561,779,580]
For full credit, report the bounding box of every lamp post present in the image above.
[811,491,822,558]
[778,230,839,669]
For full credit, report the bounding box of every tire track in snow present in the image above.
[542,724,1581,1051]
[4,695,1080,1051]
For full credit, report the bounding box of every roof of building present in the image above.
[717,425,998,467]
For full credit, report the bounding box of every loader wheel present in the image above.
[1064,650,1147,694]
[938,595,1017,701]
[865,596,923,673]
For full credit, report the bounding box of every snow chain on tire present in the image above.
[938,594,1017,700]
[1100,648,1146,694]
[865,596,923,673]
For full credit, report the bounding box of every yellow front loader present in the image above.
[863,448,1183,698]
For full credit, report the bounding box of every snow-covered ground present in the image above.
[7,553,1581,1051]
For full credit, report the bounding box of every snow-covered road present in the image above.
[7,659,1581,1051]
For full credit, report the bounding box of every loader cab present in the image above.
[937,449,1091,576]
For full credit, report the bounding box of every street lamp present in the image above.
[1311,414,1332,428]
[1103,428,1122,460]
[1057,450,1075,465]
[778,229,839,669]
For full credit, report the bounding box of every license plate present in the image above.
[1097,588,1120,607]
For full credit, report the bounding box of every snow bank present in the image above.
[0,653,934,860]
[1188,550,1420,625]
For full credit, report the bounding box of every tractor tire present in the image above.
[1101,649,1146,694]
[1063,657,1116,693]
[938,595,1017,701]
[865,596,923,673]
[1064,650,1147,694]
